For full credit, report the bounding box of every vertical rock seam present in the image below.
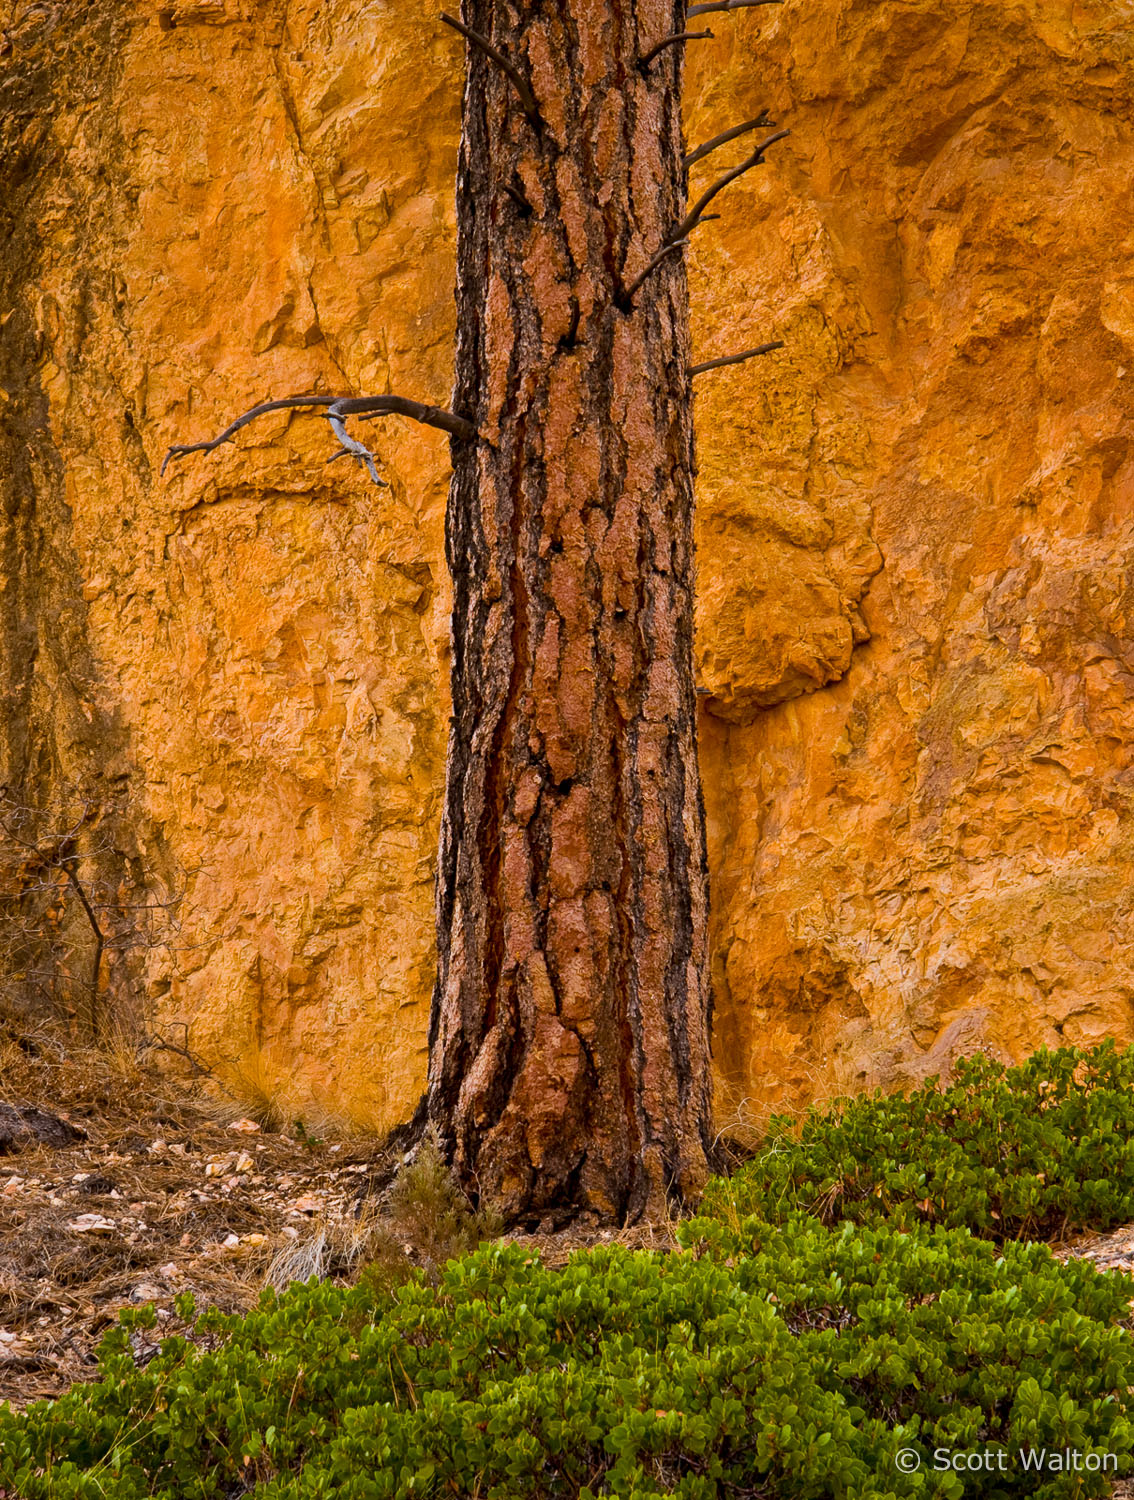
[427,0,712,1223]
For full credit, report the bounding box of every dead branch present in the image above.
[638,29,713,69]
[618,240,689,309]
[58,861,104,1036]
[667,128,790,242]
[684,114,773,169]
[689,341,784,376]
[440,12,541,126]
[687,0,783,17]
[162,393,477,485]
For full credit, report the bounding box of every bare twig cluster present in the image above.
[0,792,179,1040]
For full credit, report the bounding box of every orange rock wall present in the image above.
[2,0,1132,1132]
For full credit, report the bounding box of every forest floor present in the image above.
[0,1018,673,1410]
[4,1013,1134,1500]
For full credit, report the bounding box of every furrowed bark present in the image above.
[429,0,712,1224]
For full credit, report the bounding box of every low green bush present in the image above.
[2,1219,1132,1498]
[706,1041,1134,1241]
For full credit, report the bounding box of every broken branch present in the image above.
[684,114,773,169]
[667,128,790,242]
[638,29,713,69]
[689,340,784,376]
[440,12,541,125]
[162,393,477,485]
[619,239,689,308]
[687,0,783,17]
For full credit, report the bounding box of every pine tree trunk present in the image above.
[428,0,711,1224]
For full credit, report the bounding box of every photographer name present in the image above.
[933,1448,1117,1474]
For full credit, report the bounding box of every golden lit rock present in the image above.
[2,0,1132,1133]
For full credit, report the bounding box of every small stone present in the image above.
[227,1119,261,1134]
[222,1233,240,1249]
[243,1232,267,1246]
[281,1225,299,1240]
[235,1152,254,1173]
[292,1194,321,1215]
[68,1213,116,1234]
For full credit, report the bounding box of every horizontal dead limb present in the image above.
[440,12,541,126]
[618,239,688,309]
[162,393,477,485]
[689,340,784,376]
[687,0,783,17]
[684,114,774,169]
[667,128,790,242]
[638,29,712,69]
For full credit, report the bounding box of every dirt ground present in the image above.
[0,1017,673,1410]
[3,1016,1134,1500]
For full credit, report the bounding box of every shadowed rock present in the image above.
[0,1103,86,1153]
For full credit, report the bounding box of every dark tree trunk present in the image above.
[427,0,712,1223]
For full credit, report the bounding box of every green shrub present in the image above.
[2,1221,1132,1498]
[706,1041,1134,1241]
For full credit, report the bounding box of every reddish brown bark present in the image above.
[428,0,712,1223]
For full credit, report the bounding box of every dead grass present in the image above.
[0,1013,693,1410]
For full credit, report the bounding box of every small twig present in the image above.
[618,239,688,309]
[684,114,773,169]
[58,860,104,1038]
[638,29,712,70]
[687,0,783,17]
[689,340,784,376]
[440,12,541,125]
[163,393,477,485]
[326,409,385,485]
[667,128,790,242]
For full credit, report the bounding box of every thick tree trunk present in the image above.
[428,0,712,1224]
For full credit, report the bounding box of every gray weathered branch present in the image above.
[440,12,541,126]
[684,115,774,169]
[638,29,713,69]
[667,128,790,242]
[689,340,784,376]
[162,393,477,485]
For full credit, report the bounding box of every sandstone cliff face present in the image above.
[1,0,1131,1132]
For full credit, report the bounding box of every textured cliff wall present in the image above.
[1,0,1131,1132]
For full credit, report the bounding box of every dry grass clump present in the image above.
[269,1130,504,1298]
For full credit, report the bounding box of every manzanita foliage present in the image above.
[4,1042,1134,1497]
[709,1041,1134,1240]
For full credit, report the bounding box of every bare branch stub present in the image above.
[687,0,783,17]
[502,181,533,216]
[617,239,689,310]
[667,128,790,243]
[439,12,542,127]
[684,114,774,169]
[689,340,784,376]
[638,29,713,70]
[162,393,478,487]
